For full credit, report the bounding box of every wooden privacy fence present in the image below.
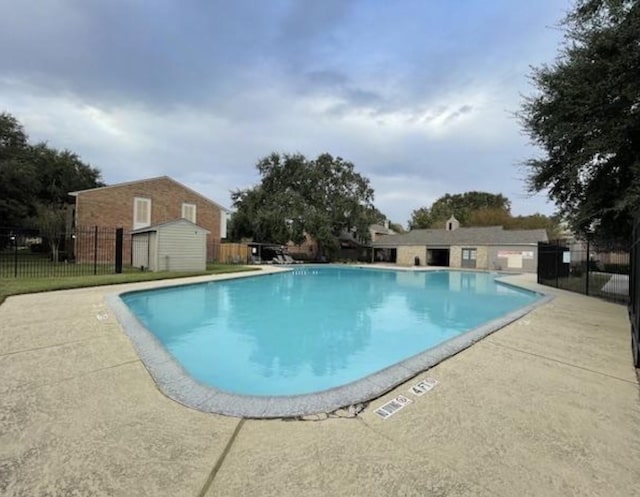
[211,243,250,264]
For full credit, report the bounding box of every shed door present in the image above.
[132,233,150,269]
[461,248,477,268]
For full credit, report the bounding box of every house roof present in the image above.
[369,223,396,235]
[131,218,211,235]
[69,175,229,212]
[372,226,548,247]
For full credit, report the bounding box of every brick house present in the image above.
[286,233,319,260]
[286,223,396,261]
[69,176,229,263]
[369,222,397,242]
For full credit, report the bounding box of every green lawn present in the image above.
[0,252,125,278]
[0,264,258,306]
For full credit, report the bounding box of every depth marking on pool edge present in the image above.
[375,395,412,419]
[374,377,439,419]
[409,377,438,396]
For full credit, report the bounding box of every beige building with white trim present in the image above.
[372,216,548,272]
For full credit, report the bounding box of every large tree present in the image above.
[467,208,562,239]
[30,144,103,207]
[407,207,432,230]
[519,0,640,246]
[409,190,561,238]
[229,152,378,259]
[0,113,38,225]
[34,204,66,262]
[0,112,103,227]
[409,191,511,229]
[0,112,28,157]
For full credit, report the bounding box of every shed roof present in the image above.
[372,226,548,247]
[131,218,211,235]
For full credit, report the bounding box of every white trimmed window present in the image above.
[462,248,477,260]
[461,248,478,270]
[220,210,229,238]
[133,197,151,229]
[182,203,197,223]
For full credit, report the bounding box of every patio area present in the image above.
[1,270,639,496]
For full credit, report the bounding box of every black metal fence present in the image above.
[0,226,126,278]
[629,217,640,367]
[537,239,630,304]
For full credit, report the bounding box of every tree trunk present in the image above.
[50,242,60,263]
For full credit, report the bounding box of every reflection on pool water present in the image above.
[122,267,541,396]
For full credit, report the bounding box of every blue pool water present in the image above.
[122,267,540,396]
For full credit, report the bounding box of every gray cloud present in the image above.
[0,0,566,224]
[0,1,282,108]
[275,0,357,65]
[443,104,473,124]
[278,0,355,43]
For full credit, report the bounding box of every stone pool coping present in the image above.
[106,267,554,418]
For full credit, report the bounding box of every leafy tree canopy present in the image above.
[229,152,379,259]
[407,207,432,230]
[0,111,104,226]
[0,112,28,158]
[468,208,563,239]
[409,191,560,238]
[409,191,511,229]
[519,0,640,246]
[388,222,405,233]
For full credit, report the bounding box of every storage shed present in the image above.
[131,219,209,271]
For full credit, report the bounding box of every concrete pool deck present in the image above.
[1,269,639,496]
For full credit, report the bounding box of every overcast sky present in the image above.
[0,0,570,226]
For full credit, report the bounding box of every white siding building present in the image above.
[131,219,210,272]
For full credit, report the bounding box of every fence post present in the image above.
[585,239,590,296]
[13,234,18,278]
[93,225,98,275]
[555,241,559,288]
[115,228,123,274]
[632,217,640,368]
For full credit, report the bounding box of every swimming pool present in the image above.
[109,267,548,417]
